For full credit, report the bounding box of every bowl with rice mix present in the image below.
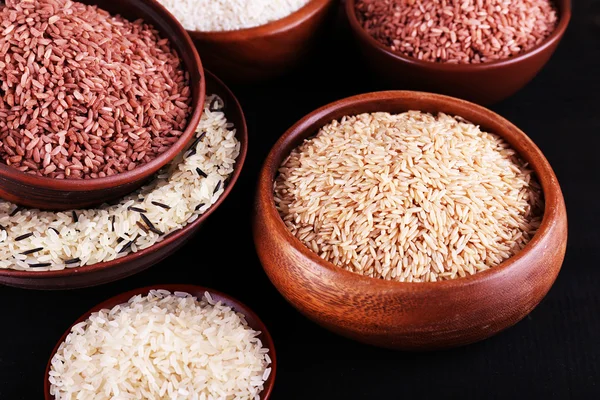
[0,0,205,210]
[254,91,567,350]
[45,285,276,399]
[345,0,571,105]
[0,70,247,290]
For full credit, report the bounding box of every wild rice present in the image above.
[49,290,271,400]
[0,95,240,271]
[274,111,544,282]
[356,0,558,64]
[0,0,191,178]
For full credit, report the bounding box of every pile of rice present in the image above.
[0,94,240,271]
[155,0,311,32]
[274,111,544,282]
[49,290,272,400]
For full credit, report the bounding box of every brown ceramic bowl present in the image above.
[0,0,205,211]
[44,285,276,399]
[0,70,247,290]
[345,0,571,105]
[254,91,568,350]
[188,0,336,84]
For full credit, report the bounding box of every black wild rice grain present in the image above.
[49,227,59,235]
[64,257,81,265]
[72,211,78,223]
[214,181,221,194]
[119,240,134,253]
[21,247,43,255]
[9,207,20,217]
[128,206,146,213]
[151,201,171,210]
[15,232,34,241]
[196,167,208,178]
[136,221,149,234]
[195,203,205,211]
[117,237,124,243]
[111,215,116,232]
[29,262,51,268]
[140,213,164,235]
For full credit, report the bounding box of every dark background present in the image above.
[1,1,599,399]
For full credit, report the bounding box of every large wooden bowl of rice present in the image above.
[254,91,567,350]
[0,71,247,290]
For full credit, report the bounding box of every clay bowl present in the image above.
[188,0,337,84]
[254,91,568,350]
[44,284,276,399]
[345,0,571,105]
[0,70,247,290]
[0,0,205,210]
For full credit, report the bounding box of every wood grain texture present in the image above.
[188,0,337,84]
[253,91,568,350]
[344,0,571,105]
[44,285,276,400]
[0,0,205,211]
[0,70,248,290]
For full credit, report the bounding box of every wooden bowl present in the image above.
[253,91,568,350]
[0,0,205,210]
[188,0,337,84]
[345,0,571,105]
[44,285,276,399]
[0,70,247,290]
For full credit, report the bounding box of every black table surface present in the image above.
[1,2,599,399]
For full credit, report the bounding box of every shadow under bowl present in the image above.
[0,70,247,290]
[253,90,567,350]
[344,0,571,105]
[44,284,276,399]
[0,0,205,210]
[188,0,337,84]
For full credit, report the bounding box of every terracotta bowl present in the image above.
[253,91,568,350]
[44,285,276,399]
[188,0,337,84]
[0,70,247,290]
[345,0,571,105]
[0,0,205,210]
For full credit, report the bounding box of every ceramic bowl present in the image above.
[345,0,571,105]
[0,0,205,210]
[0,70,246,290]
[44,285,276,399]
[188,0,337,84]
[254,91,568,350]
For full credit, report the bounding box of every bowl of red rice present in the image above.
[0,0,205,210]
[254,90,567,350]
[345,0,571,105]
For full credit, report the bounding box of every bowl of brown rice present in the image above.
[345,0,571,105]
[0,70,246,290]
[0,0,205,210]
[254,91,567,350]
[45,285,275,399]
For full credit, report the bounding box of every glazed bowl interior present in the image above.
[345,0,572,72]
[0,70,247,290]
[44,285,276,400]
[0,0,205,209]
[262,91,561,289]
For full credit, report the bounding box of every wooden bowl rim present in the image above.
[187,0,334,40]
[258,90,565,290]
[44,284,276,400]
[345,0,572,71]
[0,0,205,192]
[0,70,247,279]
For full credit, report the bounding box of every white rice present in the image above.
[49,290,272,400]
[155,0,311,32]
[0,94,240,271]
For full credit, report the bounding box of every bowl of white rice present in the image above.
[154,0,337,83]
[45,285,275,399]
[0,71,247,290]
[254,91,568,350]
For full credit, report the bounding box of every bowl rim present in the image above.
[0,69,248,279]
[258,90,564,290]
[0,0,206,192]
[187,0,335,39]
[345,0,572,71]
[44,284,276,400]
